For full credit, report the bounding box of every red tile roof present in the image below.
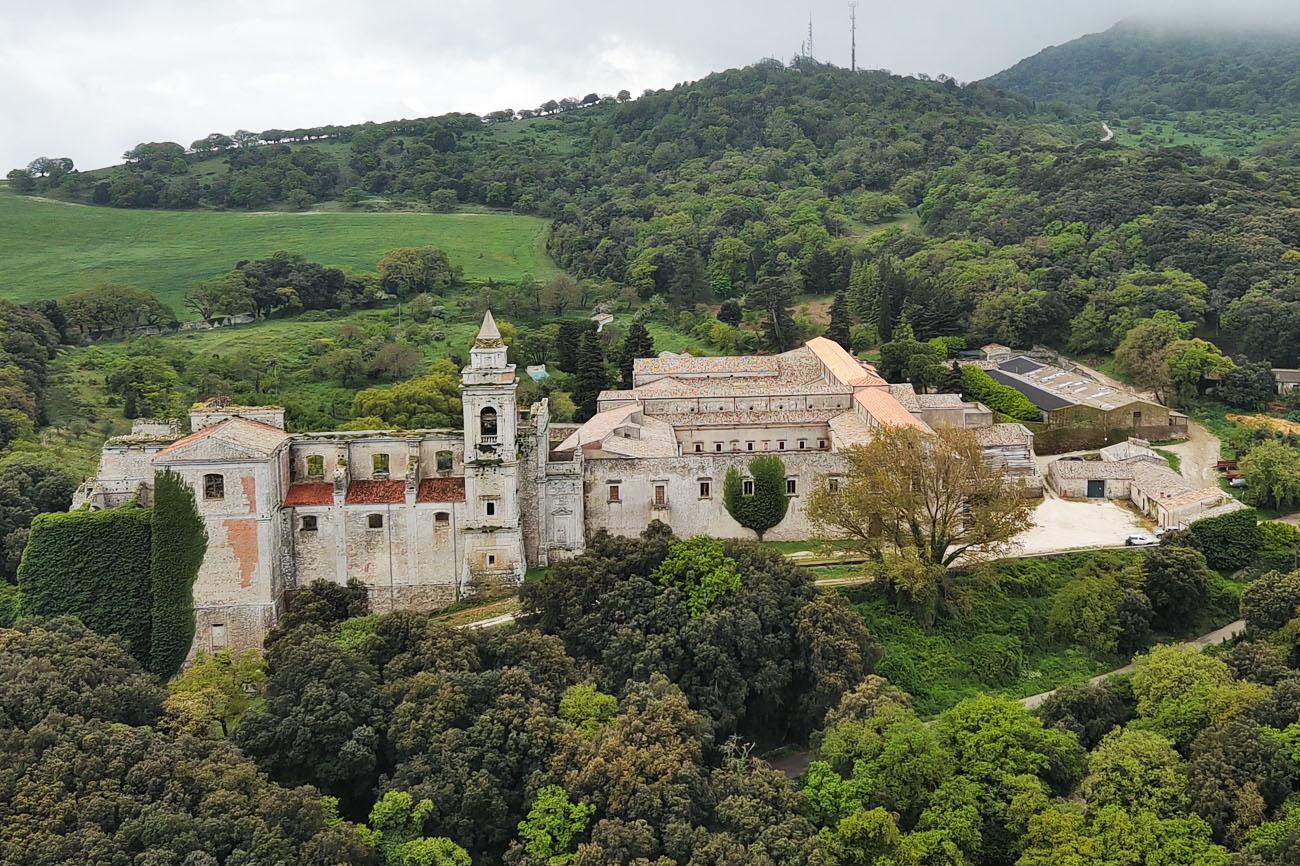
[284,482,334,507]
[417,477,467,503]
[345,480,406,505]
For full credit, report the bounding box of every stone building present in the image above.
[72,316,1038,656]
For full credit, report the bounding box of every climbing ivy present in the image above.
[18,504,154,664]
[149,471,208,679]
[723,455,790,541]
[1190,507,1260,573]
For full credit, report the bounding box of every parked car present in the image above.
[1126,534,1159,546]
[1230,477,1249,488]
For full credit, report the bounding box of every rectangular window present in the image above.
[778,441,786,450]
[306,455,325,478]
[485,500,497,517]
[694,442,703,453]
[818,439,826,449]
[828,477,841,493]
[747,442,754,451]
[654,484,667,506]
[211,623,226,649]
[203,473,224,500]
[487,554,497,566]
[300,515,318,532]
[798,440,806,449]
[787,478,798,495]
[436,450,453,471]
[608,484,620,502]
[743,479,754,496]
[367,513,384,529]
[699,480,711,498]
[372,453,390,476]
[715,442,722,452]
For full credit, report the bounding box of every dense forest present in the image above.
[8,524,1300,865]
[987,21,1300,117]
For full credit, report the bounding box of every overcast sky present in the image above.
[1,0,1295,170]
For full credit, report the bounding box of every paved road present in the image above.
[768,618,1247,779]
[1020,618,1245,709]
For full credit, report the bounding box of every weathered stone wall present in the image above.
[583,451,846,541]
[676,422,833,455]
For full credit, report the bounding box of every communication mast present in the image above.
[849,2,858,71]
[802,15,817,61]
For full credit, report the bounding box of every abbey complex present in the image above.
[75,311,1037,655]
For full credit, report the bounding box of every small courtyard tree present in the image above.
[723,455,789,541]
[806,425,1035,615]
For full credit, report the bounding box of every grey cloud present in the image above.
[2,0,1298,169]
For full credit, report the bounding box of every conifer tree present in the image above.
[723,456,790,541]
[618,321,655,389]
[718,298,743,327]
[826,290,853,349]
[746,277,797,352]
[571,330,608,422]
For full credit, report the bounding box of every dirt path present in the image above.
[1101,123,1115,142]
[1162,419,1223,488]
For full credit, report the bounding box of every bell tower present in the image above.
[460,311,525,594]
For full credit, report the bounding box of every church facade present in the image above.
[73,313,1037,656]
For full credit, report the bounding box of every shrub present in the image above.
[149,471,208,678]
[1190,508,1259,572]
[1241,569,1300,635]
[19,505,155,664]
[722,455,789,541]
[959,365,1040,423]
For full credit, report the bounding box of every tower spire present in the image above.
[474,309,503,347]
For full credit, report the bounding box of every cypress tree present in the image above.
[556,321,583,373]
[618,321,655,389]
[826,290,853,349]
[723,456,790,541]
[571,331,608,421]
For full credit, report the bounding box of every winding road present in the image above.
[1101,123,1115,142]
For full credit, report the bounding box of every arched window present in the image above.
[480,406,498,438]
[203,473,224,500]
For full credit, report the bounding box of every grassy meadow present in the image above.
[0,185,556,310]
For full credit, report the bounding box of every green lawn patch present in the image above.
[837,549,1244,717]
[0,185,556,310]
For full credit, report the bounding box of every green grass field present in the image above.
[0,185,557,310]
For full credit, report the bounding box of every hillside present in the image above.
[0,186,555,309]
[985,20,1300,155]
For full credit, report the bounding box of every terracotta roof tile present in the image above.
[853,388,932,432]
[806,337,887,387]
[285,482,335,507]
[345,480,406,505]
[417,477,466,503]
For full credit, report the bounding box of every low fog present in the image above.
[2,0,1298,169]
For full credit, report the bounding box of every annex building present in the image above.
[73,314,1039,656]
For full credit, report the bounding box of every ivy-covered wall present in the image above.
[149,471,208,678]
[18,504,154,662]
[18,471,208,678]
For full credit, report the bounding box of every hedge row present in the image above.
[1190,507,1261,573]
[149,471,208,678]
[18,504,155,661]
[18,471,207,678]
[960,365,1041,423]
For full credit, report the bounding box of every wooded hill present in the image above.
[984,20,1300,155]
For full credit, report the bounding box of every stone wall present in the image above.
[583,451,845,541]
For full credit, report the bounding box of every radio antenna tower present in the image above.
[849,2,858,71]
[804,15,817,60]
